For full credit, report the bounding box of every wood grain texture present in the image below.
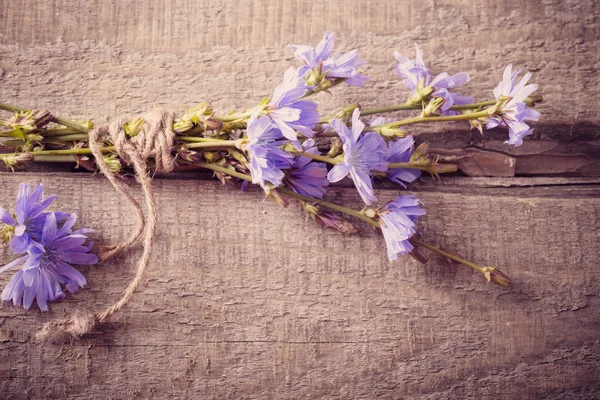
[0,173,599,400]
[1,0,600,399]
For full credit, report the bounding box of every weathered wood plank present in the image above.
[1,0,599,398]
[0,173,599,399]
[0,0,598,123]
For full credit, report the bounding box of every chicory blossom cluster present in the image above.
[327,109,389,205]
[485,64,541,146]
[394,44,473,114]
[236,33,540,263]
[0,184,97,310]
[290,31,369,90]
[0,31,540,299]
[378,195,427,261]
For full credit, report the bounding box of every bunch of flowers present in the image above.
[0,31,538,311]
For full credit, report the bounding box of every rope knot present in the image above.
[36,110,175,342]
[93,109,177,173]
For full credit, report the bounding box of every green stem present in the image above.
[0,103,90,133]
[184,139,241,150]
[194,161,251,181]
[387,162,430,172]
[277,187,379,228]
[213,111,253,122]
[293,151,339,165]
[364,109,491,132]
[33,155,77,162]
[177,136,232,143]
[412,239,484,273]
[0,146,113,159]
[319,96,541,123]
[303,79,344,98]
[194,161,379,227]
[46,134,89,142]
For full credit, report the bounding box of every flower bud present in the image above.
[409,246,429,264]
[3,153,34,171]
[73,155,95,171]
[173,119,193,133]
[124,117,146,137]
[281,142,299,153]
[204,118,223,131]
[407,86,434,106]
[267,188,289,208]
[327,137,343,158]
[174,103,217,133]
[376,126,407,139]
[25,133,44,143]
[363,207,377,219]
[202,151,223,163]
[335,104,359,121]
[8,109,52,131]
[228,149,248,164]
[300,201,357,234]
[422,97,445,117]
[432,163,458,174]
[481,266,512,287]
[316,212,358,234]
[1,224,15,243]
[104,156,122,173]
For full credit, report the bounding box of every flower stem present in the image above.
[319,96,541,123]
[364,109,491,132]
[277,187,380,228]
[387,162,430,172]
[213,111,253,122]
[177,136,232,143]
[184,139,242,150]
[0,146,114,159]
[193,161,379,228]
[292,151,339,165]
[411,239,484,273]
[33,155,77,162]
[0,102,91,133]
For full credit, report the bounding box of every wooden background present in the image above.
[1,0,599,398]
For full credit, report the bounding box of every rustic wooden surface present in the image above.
[1,0,600,399]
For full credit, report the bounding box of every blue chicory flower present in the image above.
[386,135,421,187]
[285,139,329,199]
[378,195,426,261]
[486,64,541,146]
[0,183,68,254]
[1,211,97,311]
[394,44,472,113]
[267,67,320,142]
[327,109,388,205]
[368,117,421,187]
[290,31,369,89]
[245,112,294,190]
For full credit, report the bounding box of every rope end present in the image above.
[35,310,97,344]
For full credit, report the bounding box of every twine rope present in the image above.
[36,110,176,342]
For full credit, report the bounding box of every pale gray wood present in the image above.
[0,173,599,399]
[0,0,599,399]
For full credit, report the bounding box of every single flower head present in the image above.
[290,31,369,90]
[377,195,426,261]
[284,139,329,199]
[394,44,472,113]
[385,136,422,187]
[268,67,320,141]
[327,108,388,205]
[245,113,294,190]
[1,212,97,311]
[486,64,540,146]
[0,183,65,254]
